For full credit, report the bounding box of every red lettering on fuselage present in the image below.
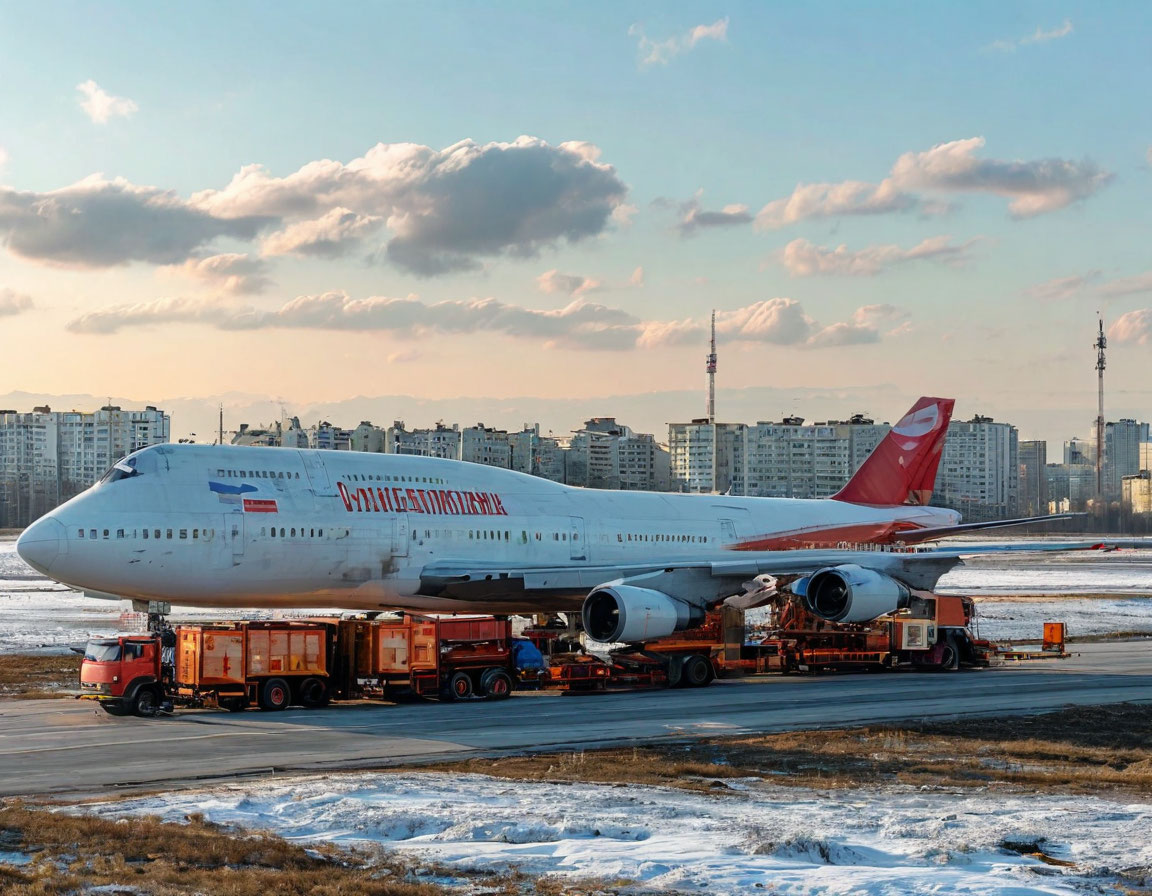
[336,481,509,516]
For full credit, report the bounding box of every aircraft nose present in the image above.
[16,516,66,574]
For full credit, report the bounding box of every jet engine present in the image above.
[582,584,702,643]
[801,564,910,623]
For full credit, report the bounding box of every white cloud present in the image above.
[193,136,628,275]
[716,298,815,345]
[757,137,1110,226]
[0,146,8,171]
[261,207,383,258]
[76,80,138,124]
[67,295,233,333]
[0,288,33,317]
[66,291,898,353]
[628,17,728,66]
[536,270,604,297]
[1098,271,1152,299]
[0,175,270,268]
[755,178,919,229]
[628,266,645,287]
[166,253,271,295]
[889,137,1110,218]
[0,136,628,276]
[778,236,974,277]
[677,195,754,236]
[1024,271,1102,301]
[1108,309,1152,345]
[992,19,1073,51]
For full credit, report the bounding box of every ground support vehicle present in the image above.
[80,613,542,716]
[751,591,978,673]
[79,621,331,715]
[336,614,542,701]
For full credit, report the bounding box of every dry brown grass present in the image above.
[423,703,1152,797]
[0,802,447,895]
[0,803,635,896]
[0,655,81,699]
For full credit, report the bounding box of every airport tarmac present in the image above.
[2,639,1149,798]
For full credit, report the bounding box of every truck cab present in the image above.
[79,634,166,716]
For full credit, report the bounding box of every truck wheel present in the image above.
[298,677,330,708]
[682,655,713,688]
[480,669,512,700]
[441,671,473,701]
[259,677,291,711]
[132,687,160,718]
[938,634,960,672]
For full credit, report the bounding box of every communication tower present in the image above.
[1095,314,1106,497]
[706,309,717,423]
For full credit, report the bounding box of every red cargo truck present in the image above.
[80,621,332,716]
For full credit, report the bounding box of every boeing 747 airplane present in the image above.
[15,397,1070,643]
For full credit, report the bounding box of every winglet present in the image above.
[832,397,955,506]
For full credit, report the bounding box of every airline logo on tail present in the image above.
[832,396,954,507]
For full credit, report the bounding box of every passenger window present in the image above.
[318,529,323,537]
[90,529,97,539]
[77,529,84,539]
[193,529,199,539]
[116,529,124,539]
[179,529,187,539]
[271,528,276,537]
[103,529,109,538]
[280,528,285,537]
[154,529,160,539]
[166,529,173,539]
[143,530,149,540]
[290,528,296,537]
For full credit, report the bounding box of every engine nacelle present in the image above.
[582,584,700,643]
[802,564,910,623]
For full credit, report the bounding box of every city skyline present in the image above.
[3,3,1152,445]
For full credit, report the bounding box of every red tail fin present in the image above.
[832,397,954,506]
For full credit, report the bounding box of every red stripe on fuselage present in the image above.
[729,520,924,551]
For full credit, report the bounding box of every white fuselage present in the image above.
[17,444,959,611]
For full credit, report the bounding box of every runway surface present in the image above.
[2,640,1150,798]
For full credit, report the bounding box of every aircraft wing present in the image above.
[417,540,1118,603]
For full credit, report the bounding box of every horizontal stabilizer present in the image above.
[895,513,1082,544]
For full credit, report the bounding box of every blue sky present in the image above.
[1,2,1150,443]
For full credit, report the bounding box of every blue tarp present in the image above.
[510,638,545,670]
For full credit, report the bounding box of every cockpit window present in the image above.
[99,457,139,484]
[84,641,122,662]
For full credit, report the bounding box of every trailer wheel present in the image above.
[259,677,291,711]
[682,655,713,688]
[441,671,473,701]
[132,686,160,718]
[298,677,330,709]
[480,669,512,700]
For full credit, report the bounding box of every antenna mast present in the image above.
[218,404,224,446]
[706,309,717,423]
[1095,313,1106,498]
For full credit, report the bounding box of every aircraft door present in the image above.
[569,517,587,561]
[720,519,737,547]
[301,451,336,497]
[229,514,245,565]
[392,514,409,557]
